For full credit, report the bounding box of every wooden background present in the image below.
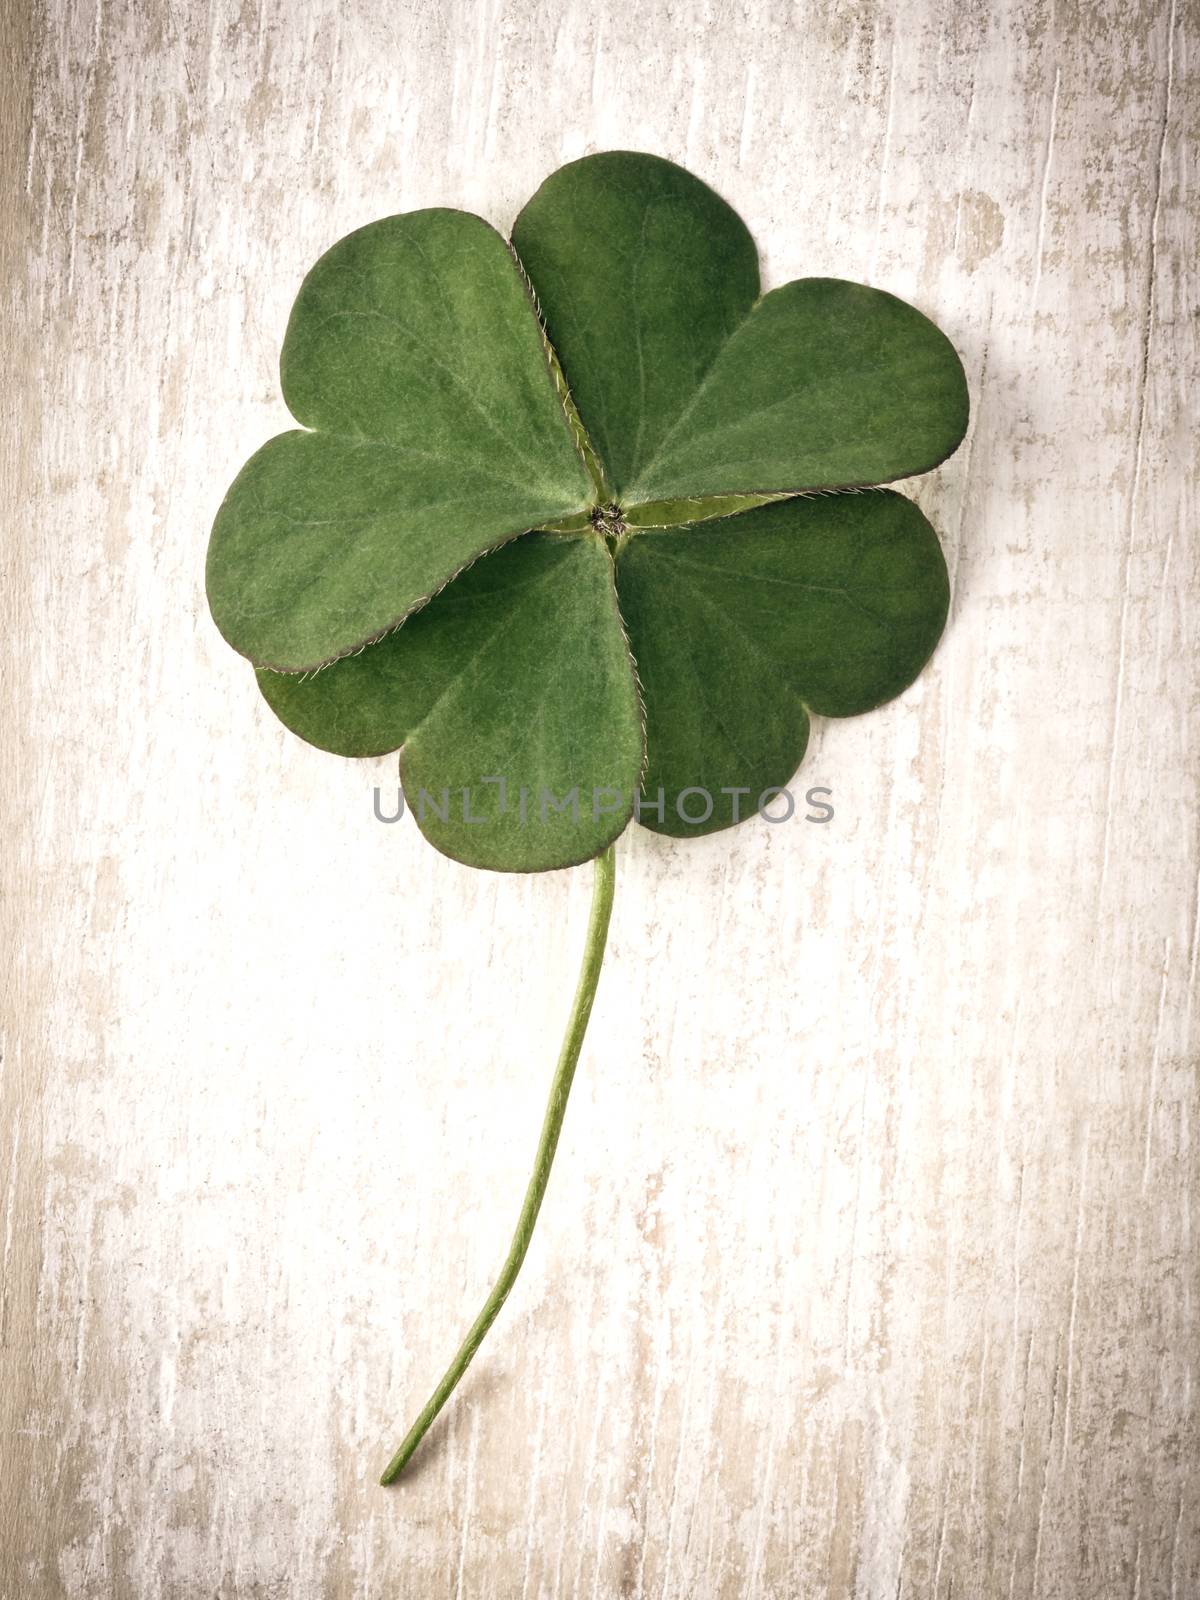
[2,0,1195,1595]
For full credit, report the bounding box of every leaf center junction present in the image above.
[589,502,627,540]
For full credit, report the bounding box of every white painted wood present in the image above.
[2,1,1195,1594]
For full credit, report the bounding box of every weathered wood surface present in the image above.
[2,0,1195,1595]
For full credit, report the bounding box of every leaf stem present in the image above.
[379,843,618,1484]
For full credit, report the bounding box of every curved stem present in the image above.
[380,843,618,1484]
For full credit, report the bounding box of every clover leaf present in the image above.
[205,151,968,1481]
[209,150,965,873]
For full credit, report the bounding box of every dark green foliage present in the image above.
[208,153,968,871]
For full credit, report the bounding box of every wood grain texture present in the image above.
[2,0,1195,1595]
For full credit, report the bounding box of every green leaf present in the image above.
[626,279,970,502]
[207,210,593,671]
[258,532,644,873]
[614,491,950,837]
[512,152,966,507]
[511,151,760,499]
[206,157,973,1490]
[211,155,969,867]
